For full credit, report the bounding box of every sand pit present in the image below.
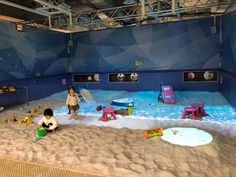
[0,123,235,177]
[0,96,235,177]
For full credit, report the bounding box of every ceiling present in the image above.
[0,0,235,33]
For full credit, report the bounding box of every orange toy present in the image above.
[144,128,163,139]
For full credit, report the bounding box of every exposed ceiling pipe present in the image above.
[32,0,71,15]
[74,1,120,29]
[0,0,73,30]
[31,0,72,27]
[0,0,48,17]
[1,0,234,33]
[36,6,51,12]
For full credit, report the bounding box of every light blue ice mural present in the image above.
[0,21,68,81]
[70,17,221,72]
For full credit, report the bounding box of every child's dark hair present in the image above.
[68,86,77,93]
[44,108,53,116]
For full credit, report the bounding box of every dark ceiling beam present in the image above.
[0,4,44,21]
[0,0,48,17]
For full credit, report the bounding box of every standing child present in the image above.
[66,86,81,115]
[38,108,58,132]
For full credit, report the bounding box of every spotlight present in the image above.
[16,23,24,32]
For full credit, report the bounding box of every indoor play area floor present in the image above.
[31,89,236,137]
[0,90,236,177]
[50,90,236,123]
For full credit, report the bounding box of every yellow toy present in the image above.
[17,115,34,125]
[8,86,16,92]
[17,119,21,124]
[29,106,45,116]
[31,108,39,115]
[25,116,33,125]
[2,106,46,125]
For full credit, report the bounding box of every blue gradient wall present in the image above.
[69,17,220,73]
[0,21,71,105]
[220,71,236,108]
[0,16,222,106]
[0,21,69,81]
[220,10,236,108]
[221,11,236,73]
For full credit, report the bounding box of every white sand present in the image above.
[0,100,235,177]
[0,124,235,177]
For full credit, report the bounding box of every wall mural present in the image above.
[0,21,68,81]
[222,11,236,73]
[0,15,223,82]
[70,17,221,73]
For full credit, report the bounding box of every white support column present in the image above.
[48,15,52,29]
[172,0,176,14]
[69,13,73,27]
[140,0,146,20]
[157,0,161,12]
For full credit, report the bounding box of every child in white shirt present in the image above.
[38,108,58,132]
[66,86,81,115]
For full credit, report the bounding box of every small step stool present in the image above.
[191,103,207,116]
[181,103,208,120]
[102,108,117,121]
[181,107,198,120]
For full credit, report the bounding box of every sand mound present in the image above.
[0,123,235,177]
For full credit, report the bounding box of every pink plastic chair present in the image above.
[181,107,198,120]
[191,103,208,116]
[102,108,117,121]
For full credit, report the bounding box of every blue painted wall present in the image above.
[221,11,236,73]
[220,71,236,108]
[0,21,69,81]
[74,70,219,92]
[0,20,72,106]
[220,10,236,108]
[69,17,220,72]
[0,15,223,107]
[70,17,220,92]
[0,74,72,106]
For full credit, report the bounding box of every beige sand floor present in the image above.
[0,99,236,177]
[0,123,235,177]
